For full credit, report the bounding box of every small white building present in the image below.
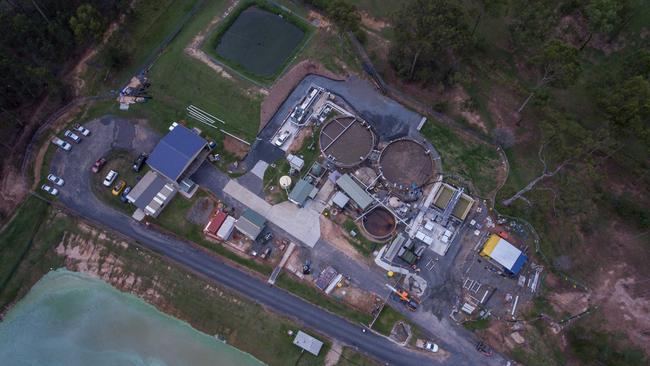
[293,331,323,356]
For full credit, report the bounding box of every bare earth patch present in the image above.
[223,135,249,158]
[287,126,313,153]
[324,341,342,366]
[449,86,487,133]
[319,217,367,263]
[360,11,389,32]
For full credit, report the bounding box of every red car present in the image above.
[92,158,107,173]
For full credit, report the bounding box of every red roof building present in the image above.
[203,211,227,239]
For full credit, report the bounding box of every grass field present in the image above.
[0,196,50,295]
[342,219,379,257]
[420,120,501,197]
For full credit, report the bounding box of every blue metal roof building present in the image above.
[147,125,208,182]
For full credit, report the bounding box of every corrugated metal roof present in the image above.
[293,331,323,356]
[235,218,263,240]
[242,208,266,228]
[147,125,207,182]
[127,171,174,216]
[480,234,527,274]
[335,174,373,210]
[204,211,227,235]
[288,179,314,206]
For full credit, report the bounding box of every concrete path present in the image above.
[223,180,321,247]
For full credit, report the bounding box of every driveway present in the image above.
[49,115,507,366]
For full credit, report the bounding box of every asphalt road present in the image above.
[49,116,503,366]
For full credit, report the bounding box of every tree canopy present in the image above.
[389,0,471,83]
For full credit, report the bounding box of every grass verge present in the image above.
[0,196,50,293]
[276,273,373,324]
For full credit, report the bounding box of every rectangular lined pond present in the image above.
[0,269,265,366]
[211,3,310,81]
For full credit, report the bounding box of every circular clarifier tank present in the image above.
[362,206,397,240]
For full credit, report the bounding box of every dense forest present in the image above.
[0,0,122,163]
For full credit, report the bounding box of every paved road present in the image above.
[49,116,505,366]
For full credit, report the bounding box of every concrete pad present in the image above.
[223,180,321,247]
[250,160,269,179]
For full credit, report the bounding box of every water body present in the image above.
[215,6,305,78]
[0,269,265,366]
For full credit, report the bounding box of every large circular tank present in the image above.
[378,138,435,189]
[362,206,397,240]
[319,117,375,168]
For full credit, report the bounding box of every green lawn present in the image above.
[342,219,379,257]
[0,196,50,293]
[372,304,405,336]
[420,119,501,197]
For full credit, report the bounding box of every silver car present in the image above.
[74,124,91,136]
[64,130,81,143]
[47,173,64,186]
[103,170,118,187]
[52,137,71,151]
[41,184,59,196]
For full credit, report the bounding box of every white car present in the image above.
[47,173,64,186]
[274,131,291,146]
[52,137,72,151]
[169,122,178,131]
[103,170,118,187]
[74,124,90,136]
[425,342,439,353]
[41,184,58,196]
[64,130,81,143]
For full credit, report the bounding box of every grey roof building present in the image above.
[288,178,315,206]
[335,174,373,210]
[293,331,323,356]
[126,171,176,218]
[234,208,266,240]
[147,124,208,183]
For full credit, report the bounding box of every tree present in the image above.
[517,39,581,113]
[600,76,650,142]
[582,0,632,48]
[509,0,558,50]
[69,4,103,44]
[389,0,471,83]
[470,0,506,38]
[501,112,612,207]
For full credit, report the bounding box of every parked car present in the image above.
[120,186,132,203]
[274,131,291,146]
[92,158,107,173]
[47,173,64,186]
[52,137,71,151]
[424,342,439,353]
[112,180,126,196]
[259,231,273,244]
[64,130,81,143]
[103,170,118,187]
[41,184,58,196]
[132,153,147,172]
[169,121,178,131]
[74,124,91,136]
[208,140,217,149]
